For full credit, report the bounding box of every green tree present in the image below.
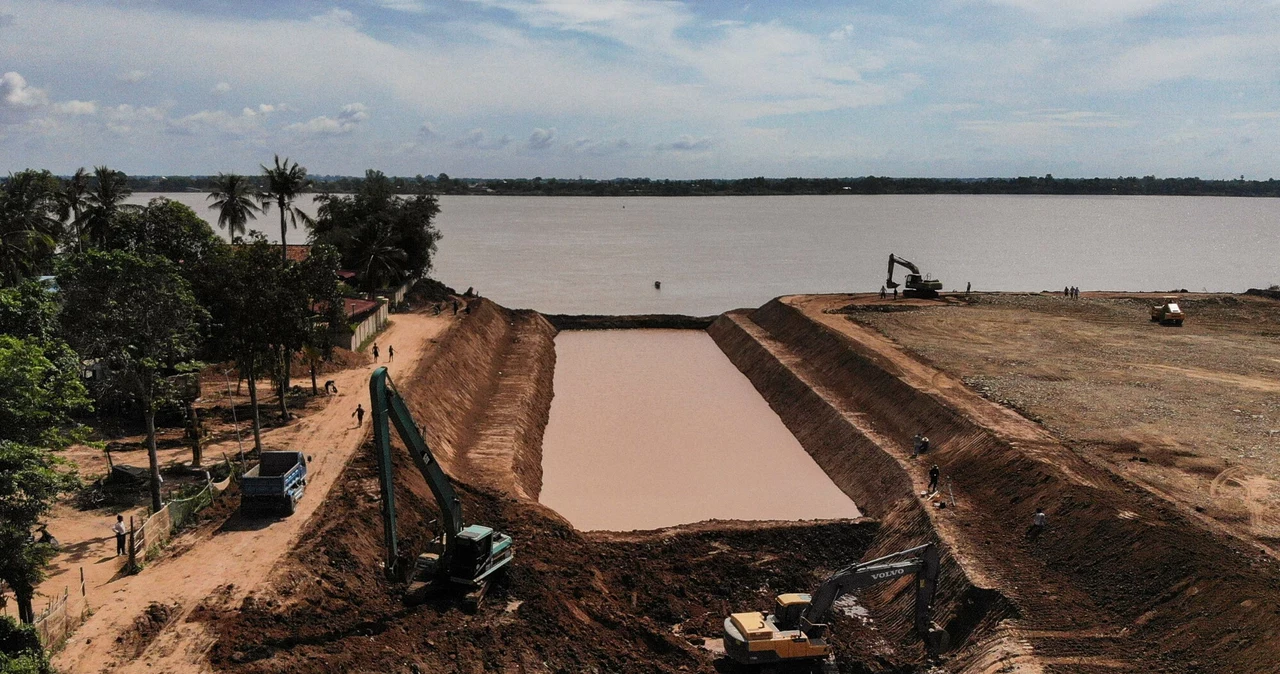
[0,336,91,448]
[260,156,313,263]
[0,280,59,342]
[206,173,262,241]
[0,441,79,625]
[311,169,441,291]
[56,168,90,254]
[0,170,63,286]
[59,250,206,512]
[0,615,53,672]
[103,197,225,271]
[82,166,134,248]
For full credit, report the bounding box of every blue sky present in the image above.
[1,0,1278,178]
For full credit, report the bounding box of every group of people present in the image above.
[912,430,1049,541]
[1063,286,1081,298]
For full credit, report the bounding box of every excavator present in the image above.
[886,254,943,299]
[723,543,948,670]
[369,367,514,610]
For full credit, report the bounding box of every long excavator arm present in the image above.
[370,366,463,577]
[801,543,941,641]
[886,254,921,289]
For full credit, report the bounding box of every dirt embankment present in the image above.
[200,301,892,673]
[709,309,1020,671]
[727,297,1280,673]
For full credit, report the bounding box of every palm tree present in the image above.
[206,173,262,241]
[56,168,90,253]
[0,171,62,285]
[82,166,133,247]
[354,222,408,297]
[259,155,314,263]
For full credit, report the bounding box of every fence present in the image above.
[375,280,413,310]
[29,570,89,652]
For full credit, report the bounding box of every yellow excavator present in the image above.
[886,254,943,299]
[723,543,948,670]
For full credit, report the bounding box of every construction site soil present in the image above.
[189,295,1280,674]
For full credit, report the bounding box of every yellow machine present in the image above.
[723,544,948,669]
[1151,296,1185,326]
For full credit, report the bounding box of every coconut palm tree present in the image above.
[259,155,313,264]
[56,168,90,253]
[206,173,262,241]
[354,222,408,297]
[0,171,62,285]
[82,166,134,247]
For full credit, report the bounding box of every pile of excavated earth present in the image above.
[94,295,1280,673]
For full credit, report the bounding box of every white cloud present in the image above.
[977,0,1171,26]
[453,128,513,149]
[364,0,428,13]
[527,127,555,150]
[54,100,97,115]
[1095,34,1271,91]
[212,81,232,94]
[104,103,166,134]
[419,120,439,137]
[570,137,631,155]
[829,24,855,41]
[1,71,49,108]
[656,134,712,151]
[118,69,149,83]
[286,102,369,135]
[1223,111,1280,120]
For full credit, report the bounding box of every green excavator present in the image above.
[369,367,514,610]
[886,254,943,299]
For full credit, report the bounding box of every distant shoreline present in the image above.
[112,174,1280,199]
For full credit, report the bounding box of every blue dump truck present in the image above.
[240,451,308,515]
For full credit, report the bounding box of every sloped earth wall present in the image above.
[200,302,893,673]
[712,298,1280,674]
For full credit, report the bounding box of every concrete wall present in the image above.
[337,301,389,352]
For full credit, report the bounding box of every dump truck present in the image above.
[723,543,948,670]
[240,451,308,515]
[886,254,943,299]
[370,367,514,610]
[1151,296,1184,326]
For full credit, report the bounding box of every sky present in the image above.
[2,0,1279,179]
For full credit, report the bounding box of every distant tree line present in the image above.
[62,172,1280,198]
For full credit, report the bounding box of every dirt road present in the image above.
[53,313,452,674]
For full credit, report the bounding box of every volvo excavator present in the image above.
[723,543,948,670]
[886,254,943,299]
[369,367,514,610]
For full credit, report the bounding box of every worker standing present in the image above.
[388,345,395,362]
[112,515,127,556]
[880,285,887,299]
[912,433,924,458]
[928,464,940,493]
[353,403,365,427]
[372,343,380,363]
[893,287,898,300]
[966,281,971,295]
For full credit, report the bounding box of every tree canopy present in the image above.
[0,170,63,286]
[312,170,441,292]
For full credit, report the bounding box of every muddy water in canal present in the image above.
[540,330,861,531]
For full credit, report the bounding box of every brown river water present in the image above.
[539,330,861,531]
[134,192,1280,316]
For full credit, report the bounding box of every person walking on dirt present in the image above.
[388,345,395,362]
[372,343,380,363]
[912,433,924,458]
[880,285,887,299]
[1064,286,1069,297]
[928,464,940,493]
[893,287,898,300]
[353,404,365,427]
[453,299,460,314]
[112,515,126,556]
[966,281,971,295]
[1027,508,1047,541]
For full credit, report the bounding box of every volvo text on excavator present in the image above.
[723,543,948,669]
[370,367,514,610]
[886,254,943,299]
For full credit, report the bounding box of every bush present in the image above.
[0,616,50,674]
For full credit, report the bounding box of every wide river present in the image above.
[131,193,1280,315]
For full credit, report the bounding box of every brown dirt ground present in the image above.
[840,292,1280,553]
